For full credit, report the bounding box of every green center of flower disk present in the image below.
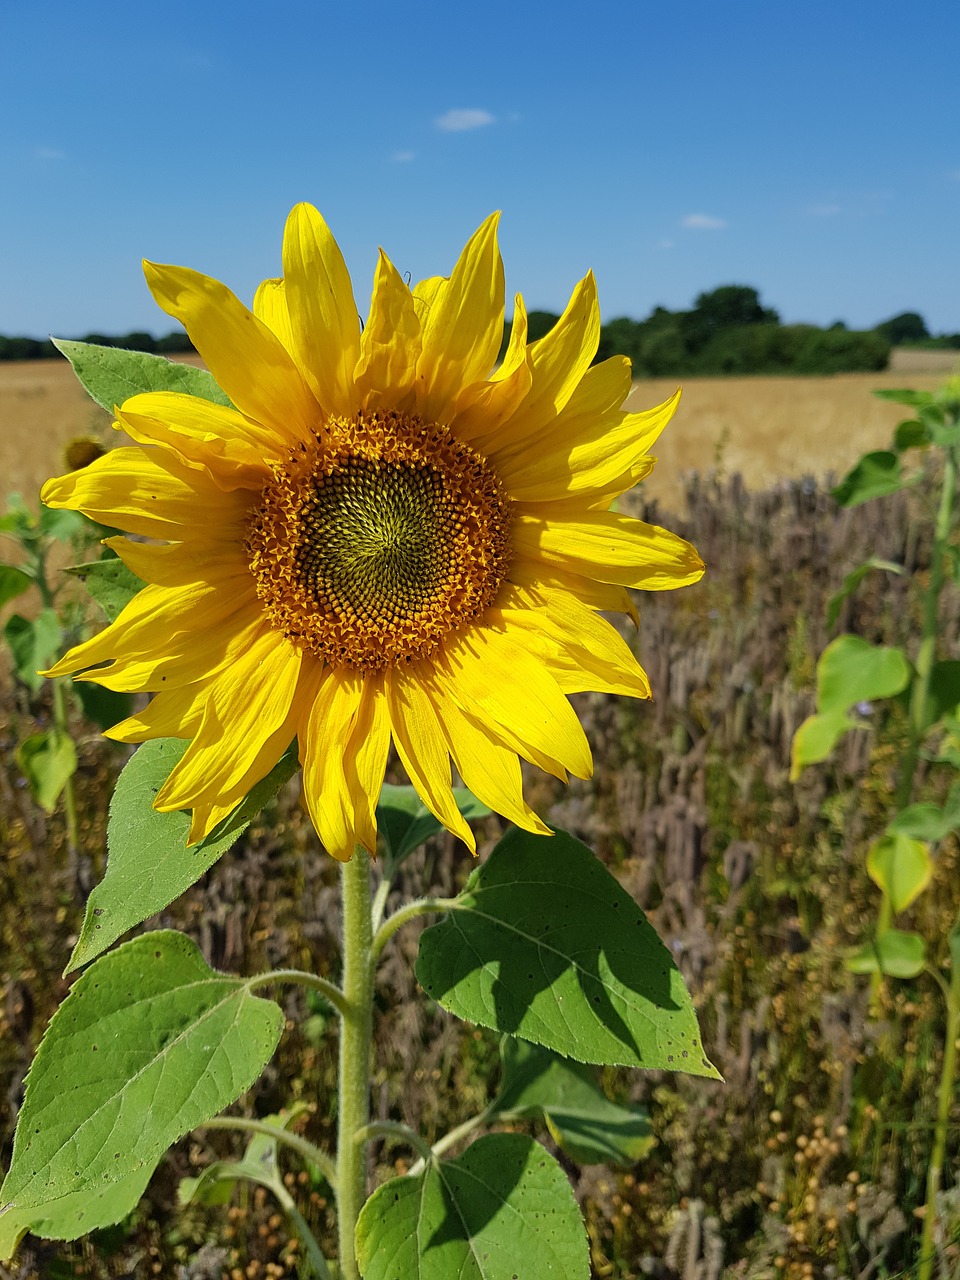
[246,411,513,670]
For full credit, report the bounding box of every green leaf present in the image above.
[15,728,78,813]
[416,827,719,1076]
[825,558,904,630]
[866,834,933,913]
[53,339,232,413]
[846,929,926,979]
[179,1103,311,1208]
[888,783,960,843]
[0,564,32,609]
[928,661,960,723]
[922,404,960,448]
[67,739,298,973]
[0,931,283,1253]
[377,783,490,874]
[4,609,63,691]
[816,634,911,715]
[355,1134,589,1280]
[65,557,145,623]
[493,1039,654,1166]
[39,506,90,543]
[832,451,906,508]
[790,708,860,778]
[873,388,933,409]
[892,418,932,451]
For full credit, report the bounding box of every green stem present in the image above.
[355,1120,434,1163]
[51,678,79,862]
[336,848,375,1280]
[371,896,458,962]
[200,1116,337,1189]
[370,875,392,933]
[247,968,349,1018]
[270,1177,335,1280]
[917,945,960,1280]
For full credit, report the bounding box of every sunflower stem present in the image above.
[336,846,375,1280]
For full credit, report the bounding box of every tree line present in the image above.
[2,288,958,375]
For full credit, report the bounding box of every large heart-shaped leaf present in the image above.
[356,1134,589,1280]
[416,827,718,1076]
[67,739,298,972]
[0,931,283,1254]
[377,784,490,874]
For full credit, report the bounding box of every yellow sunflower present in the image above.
[42,205,703,860]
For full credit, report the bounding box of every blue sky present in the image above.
[2,0,958,338]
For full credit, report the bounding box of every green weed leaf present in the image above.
[416,827,719,1076]
[846,929,926,979]
[0,564,32,609]
[493,1038,654,1166]
[825,558,904,630]
[832,451,906,507]
[355,1133,589,1280]
[66,557,145,623]
[15,728,78,813]
[866,834,932,912]
[873,389,933,409]
[68,739,298,972]
[816,635,911,715]
[53,339,231,413]
[0,931,283,1254]
[4,609,63,691]
[892,418,931,451]
[888,783,960,843]
[377,783,490,874]
[790,709,859,778]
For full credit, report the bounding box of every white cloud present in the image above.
[435,108,495,132]
[391,150,415,163]
[659,238,676,250]
[35,147,65,161]
[681,213,727,230]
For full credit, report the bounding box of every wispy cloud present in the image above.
[435,108,495,133]
[391,150,415,163]
[681,213,726,230]
[806,203,842,217]
[35,147,65,161]
[659,238,676,250]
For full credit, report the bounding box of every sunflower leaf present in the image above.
[0,931,283,1255]
[65,556,145,623]
[492,1038,655,1166]
[355,1134,589,1280]
[67,739,298,973]
[52,339,233,413]
[846,929,926,979]
[416,827,719,1076]
[377,783,490,874]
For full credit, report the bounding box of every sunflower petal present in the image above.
[253,276,296,354]
[355,250,422,412]
[512,506,705,589]
[143,261,317,443]
[104,683,206,743]
[415,213,504,423]
[104,536,249,589]
[449,295,533,443]
[386,667,475,849]
[282,203,361,417]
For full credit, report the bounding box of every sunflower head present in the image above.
[41,204,703,860]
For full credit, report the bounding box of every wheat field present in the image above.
[1,349,956,511]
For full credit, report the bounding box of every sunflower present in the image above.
[42,205,703,860]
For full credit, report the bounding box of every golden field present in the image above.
[0,348,956,510]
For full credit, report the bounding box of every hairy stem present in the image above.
[200,1115,337,1188]
[336,848,375,1280]
[917,935,960,1280]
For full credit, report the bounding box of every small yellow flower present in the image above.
[42,205,703,859]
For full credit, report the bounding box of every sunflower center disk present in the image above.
[246,412,513,670]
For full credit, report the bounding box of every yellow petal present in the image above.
[253,276,296,354]
[155,628,302,819]
[355,250,422,413]
[299,667,390,861]
[508,555,638,624]
[512,506,705,589]
[428,677,551,837]
[104,536,250,589]
[494,371,679,504]
[414,213,504,423]
[480,272,600,456]
[143,261,318,443]
[104,683,206,743]
[437,625,593,781]
[42,446,253,542]
[282,203,361,417]
[449,294,533,444]
[117,393,280,488]
[386,667,475,850]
